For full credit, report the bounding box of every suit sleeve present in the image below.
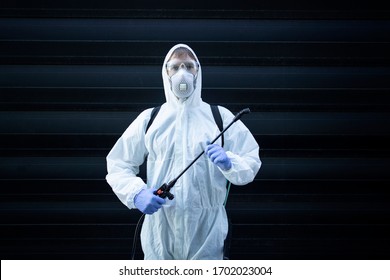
[218,107,261,185]
[106,109,152,209]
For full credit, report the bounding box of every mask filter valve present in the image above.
[179,83,187,91]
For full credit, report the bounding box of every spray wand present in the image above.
[153,108,251,200]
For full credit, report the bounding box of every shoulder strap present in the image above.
[210,105,224,147]
[145,105,161,134]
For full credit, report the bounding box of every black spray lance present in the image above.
[153,108,251,200]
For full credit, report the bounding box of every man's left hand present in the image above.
[205,144,232,171]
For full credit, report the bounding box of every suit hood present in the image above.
[162,44,202,108]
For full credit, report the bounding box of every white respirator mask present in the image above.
[169,68,196,99]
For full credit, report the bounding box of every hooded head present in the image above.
[162,44,202,107]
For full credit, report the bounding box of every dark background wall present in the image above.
[1,1,390,260]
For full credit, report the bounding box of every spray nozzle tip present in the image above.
[241,108,251,115]
[233,108,251,122]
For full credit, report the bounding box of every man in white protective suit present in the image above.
[106,44,261,260]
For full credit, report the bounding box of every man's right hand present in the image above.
[134,188,166,214]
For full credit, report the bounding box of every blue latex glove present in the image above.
[134,188,166,215]
[205,143,232,171]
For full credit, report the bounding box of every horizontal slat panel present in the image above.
[2,193,389,205]
[1,19,389,41]
[1,179,388,195]
[1,9,390,20]
[230,239,390,259]
[1,197,389,223]
[226,209,390,224]
[1,224,389,259]
[1,66,389,90]
[0,0,388,11]
[2,41,389,59]
[2,134,389,158]
[1,134,388,149]
[2,197,389,218]
[2,224,389,239]
[1,111,389,135]
[1,41,389,66]
[0,179,388,195]
[1,88,389,105]
[1,88,389,112]
[2,231,389,259]
[0,157,389,180]
[1,206,387,225]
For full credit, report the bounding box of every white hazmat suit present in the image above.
[106,44,261,259]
